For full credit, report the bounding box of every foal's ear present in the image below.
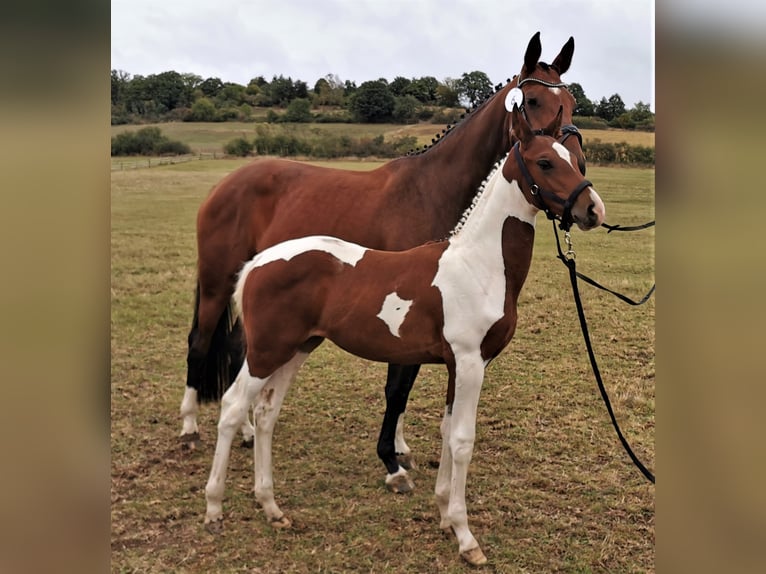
[511,104,533,145]
[522,31,542,77]
[545,105,564,137]
[551,36,575,75]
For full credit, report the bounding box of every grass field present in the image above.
[111,157,654,572]
[111,121,655,155]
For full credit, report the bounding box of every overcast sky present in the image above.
[111,0,655,110]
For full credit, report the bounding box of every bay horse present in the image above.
[183,32,587,487]
[203,105,604,566]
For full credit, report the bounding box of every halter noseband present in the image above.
[512,141,593,232]
[515,76,585,175]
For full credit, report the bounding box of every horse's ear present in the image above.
[545,105,564,136]
[522,31,542,77]
[551,36,575,75]
[511,104,533,145]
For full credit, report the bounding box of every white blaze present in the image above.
[552,141,574,169]
[377,292,413,337]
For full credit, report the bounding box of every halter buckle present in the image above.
[530,184,539,196]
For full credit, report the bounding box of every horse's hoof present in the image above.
[180,432,200,450]
[386,472,415,494]
[240,437,254,448]
[204,517,223,534]
[269,515,291,529]
[396,452,416,470]
[461,546,488,567]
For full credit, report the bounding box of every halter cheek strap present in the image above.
[513,76,586,176]
[512,142,592,232]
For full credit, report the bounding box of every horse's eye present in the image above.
[527,97,538,107]
[537,159,552,170]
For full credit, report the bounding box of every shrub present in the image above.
[224,137,254,157]
[283,98,313,122]
[111,126,191,156]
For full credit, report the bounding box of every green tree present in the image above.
[436,78,460,107]
[568,82,595,116]
[456,71,493,108]
[390,76,412,97]
[186,97,216,121]
[143,71,191,112]
[408,76,439,103]
[595,94,626,122]
[284,98,313,122]
[349,80,395,122]
[111,69,130,105]
[199,77,224,98]
[392,95,421,124]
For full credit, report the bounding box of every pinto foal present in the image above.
[203,105,605,566]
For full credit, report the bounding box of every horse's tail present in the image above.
[188,279,245,403]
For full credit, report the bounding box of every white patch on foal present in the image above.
[235,236,368,314]
[376,292,413,337]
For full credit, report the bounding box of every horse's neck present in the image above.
[449,164,538,267]
[398,85,513,229]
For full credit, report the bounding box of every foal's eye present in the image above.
[537,159,552,170]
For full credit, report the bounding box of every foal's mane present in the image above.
[447,152,510,239]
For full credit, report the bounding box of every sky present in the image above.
[111,0,655,110]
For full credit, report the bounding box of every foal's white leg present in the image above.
[434,406,453,531]
[204,364,268,531]
[240,412,255,446]
[252,352,310,528]
[179,386,199,442]
[440,353,487,566]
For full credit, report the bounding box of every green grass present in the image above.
[111,159,654,572]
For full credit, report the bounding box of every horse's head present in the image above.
[504,103,605,231]
[504,32,587,176]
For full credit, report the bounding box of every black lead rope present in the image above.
[552,221,656,484]
[602,220,655,233]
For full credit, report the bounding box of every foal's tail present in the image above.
[189,280,245,403]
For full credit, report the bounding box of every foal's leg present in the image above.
[204,363,268,531]
[436,353,487,566]
[251,351,311,528]
[377,364,419,493]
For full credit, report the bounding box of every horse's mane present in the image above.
[403,78,513,157]
[403,61,556,158]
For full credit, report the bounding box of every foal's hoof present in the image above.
[385,471,415,494]
[204,517,224,534]
[396,452,416,470]
[461,546,488,567]
[269,515,292,529]
[180,432,200,451]
[240,437,254,449]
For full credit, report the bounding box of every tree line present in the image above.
[111,69,654,131]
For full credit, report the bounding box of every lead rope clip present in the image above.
[564,231,576,260]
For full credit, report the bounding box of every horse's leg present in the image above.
[377,363,419,493]
[204,362,268,532]
[441,353,487,566]
[182,282,237,448]
[251,350,312,528]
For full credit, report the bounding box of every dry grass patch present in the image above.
[111,160,654,572]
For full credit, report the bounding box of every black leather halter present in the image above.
[516,76,585,175]
[512,141,593,231]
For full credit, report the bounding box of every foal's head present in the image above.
[504,104,605,231]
